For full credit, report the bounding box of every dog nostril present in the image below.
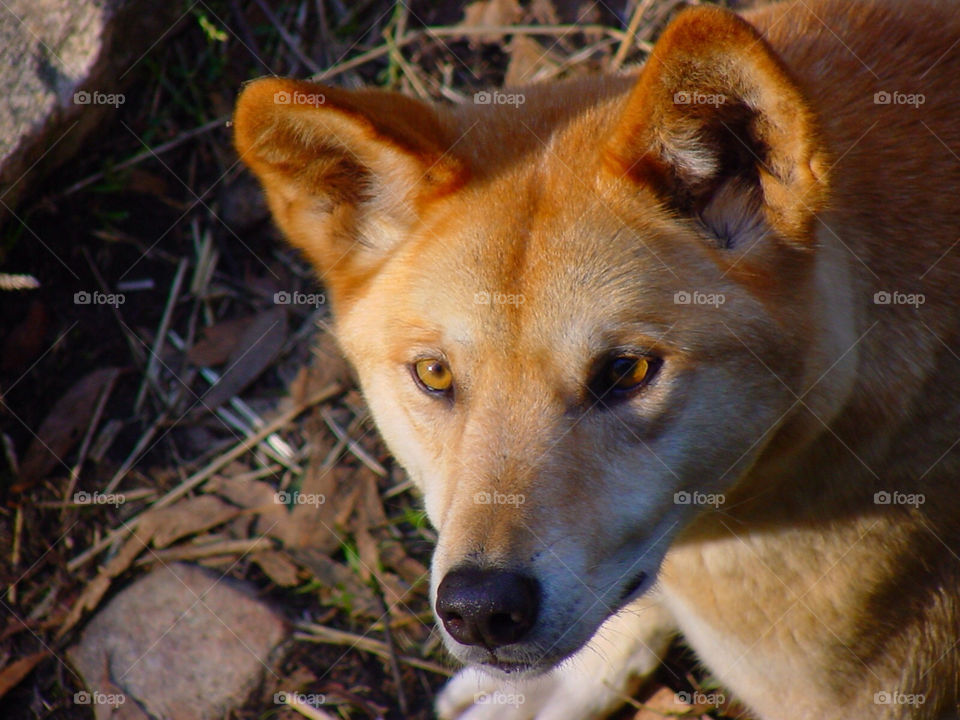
[436,567,540,649]
[443,612,465,632]
[490,613,511,630]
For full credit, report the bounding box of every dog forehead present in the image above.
[440,167,663,271]
[379,188,681,353]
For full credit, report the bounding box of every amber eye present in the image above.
[603,355,656,394]
[414,358,453,393]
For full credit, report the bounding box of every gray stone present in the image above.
[68,563,287,720]
[0,0,176,224]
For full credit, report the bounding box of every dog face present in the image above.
[333,172,813,671]
[235,6,848,673]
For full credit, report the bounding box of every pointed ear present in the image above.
[604,6,829,245]
[233,78,466,299]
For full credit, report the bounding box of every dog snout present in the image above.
[435,566,540,649]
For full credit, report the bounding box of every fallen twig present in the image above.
[294,622,452,677]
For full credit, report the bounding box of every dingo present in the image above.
[234,0,960,717]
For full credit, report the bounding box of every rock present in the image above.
[67,563,287,720]
[0,0,176,224]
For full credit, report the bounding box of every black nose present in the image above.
[435,566,539,648]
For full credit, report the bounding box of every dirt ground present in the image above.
[0,1,755,718]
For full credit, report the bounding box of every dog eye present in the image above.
[609,356,650,390]
[595,355,659,398]
[413,358,453,393]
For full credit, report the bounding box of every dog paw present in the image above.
[436,600,674,720]
[435,664,623,720]
[436,666,537,720]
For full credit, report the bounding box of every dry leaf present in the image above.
[332,471,362,529]
[201,307,287,411]
[270,460,362,554]
[58,512,162,640]
[351,468,387,585]
[151,495,240,548]
[352,522,378,585]
[276,664,317,692]
[204,474,289,540]
[1,615,30,642]
[633,684,695,719]
[0,650,48,700]
[505,35,562,85]
[218,173,270,232]
[187,315,256,366]
[16,367,121,490]
[125,168,172,198]
[458,0,523,44]
[379,570,421,615]
[290,548,381,618]
[288,332,352,407]
[350,469,426,612]
[356,467,389,527]
[206,473,277,509]
[380,541,429,587]
[529,0,559,24]
[277,457,340,551]
[252,550,301,587]
[145,537,270,564]
[1,299,48,375]
[244,267,284,301]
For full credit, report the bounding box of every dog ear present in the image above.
[604,6,829,246]
[233,78,466,301]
